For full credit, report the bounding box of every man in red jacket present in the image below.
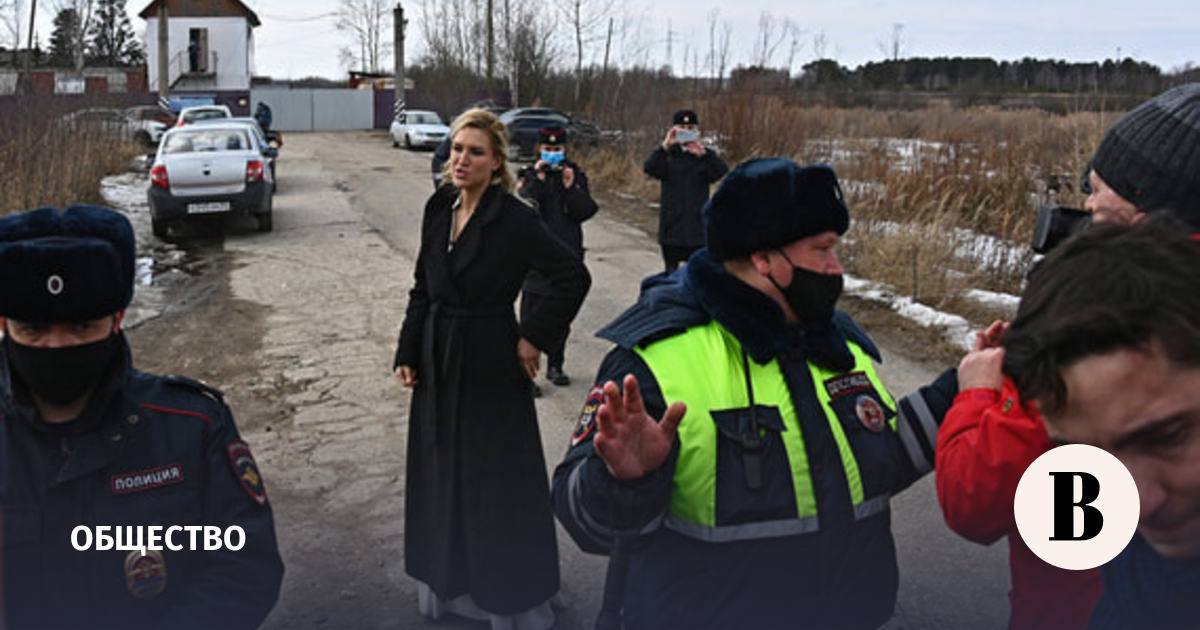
[936,82,1200,630]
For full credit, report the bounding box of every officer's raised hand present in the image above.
[594,373,686,480]
[561,165,575,188]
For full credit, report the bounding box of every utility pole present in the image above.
[486,0,494,101]
[602,16,612,77]
[666,20,675,76]
[393,3,406,123]
[15,0,36,92]
[505,0,517,107]
[157,3,169,103]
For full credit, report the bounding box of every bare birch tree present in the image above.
[336,0,391,73]
[878,22,905,61]
[555,0,618,107]
[1,0,21,51]
[752,11,795,69]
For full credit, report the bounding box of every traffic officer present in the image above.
[0,206,284,629]
[517,125,598,391]
[643,109,728,271]
[551,159,957,629]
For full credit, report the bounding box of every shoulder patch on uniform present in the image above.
[572,386,605,447]
[163,374,225,404]
[823,371,871,400]
[227,440,267,505]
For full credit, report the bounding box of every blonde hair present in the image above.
[441,108,515,193]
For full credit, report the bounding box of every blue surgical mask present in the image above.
[541,151,565,166]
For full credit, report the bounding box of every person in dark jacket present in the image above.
[253,102,272,134]
[551,158,957,630]
[0,205,283,630]
[393,109,590,629]
[1001,219,1200,630]
[517,125,599,390]
[643,109,728,271]
[431,134,451,189]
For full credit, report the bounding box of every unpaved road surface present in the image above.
[120,131,1009,629]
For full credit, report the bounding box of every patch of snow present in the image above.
[100,172,149,215]
[964,289,1021,313]
[844,274,975,352]
[136,257,153,286]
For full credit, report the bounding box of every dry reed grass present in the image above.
[0,99,142,217]
[580,93,1125,307]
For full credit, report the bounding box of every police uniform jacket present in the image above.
[642,145,728,248]
[551,250,957,630]
[517,158,599,295]
[0,335,284,630]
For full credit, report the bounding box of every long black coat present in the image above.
[643,145,728,248]
[393,185,590,614]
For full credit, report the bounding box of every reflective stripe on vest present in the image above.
[634,320,893,541]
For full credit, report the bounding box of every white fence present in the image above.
[250,87,374,132]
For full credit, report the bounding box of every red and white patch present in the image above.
[571,386,604,447]
[227,440,267,505]
[855,395,886,433]
[110,463,184,495]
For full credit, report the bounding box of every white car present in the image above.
[148,123,276,237]
[175,104,233,127]
[390,109,449,149]
[59,107,168,147]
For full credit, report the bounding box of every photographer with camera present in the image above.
[643,109,729,272]
[517,126,598,393]
[936,82,1200,630]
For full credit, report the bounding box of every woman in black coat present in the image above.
[393,108,591,628]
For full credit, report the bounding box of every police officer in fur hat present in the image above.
[643,109,729,272]
[517,125,598,392]
[551,159,958,629]
[0,206,283,629]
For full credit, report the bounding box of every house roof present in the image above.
[138,0,262,27]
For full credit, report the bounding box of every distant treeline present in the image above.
[791,56,1198,94]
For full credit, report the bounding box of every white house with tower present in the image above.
[138,0,260,114]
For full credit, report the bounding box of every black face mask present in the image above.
[767,249,844,325]
[3,332,120,406]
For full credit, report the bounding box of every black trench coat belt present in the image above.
[421,301,518,442]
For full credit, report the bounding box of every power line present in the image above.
[258,12,338,23]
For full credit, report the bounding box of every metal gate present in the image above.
[250,87,375,132]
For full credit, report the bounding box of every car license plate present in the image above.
[187,201,231,214]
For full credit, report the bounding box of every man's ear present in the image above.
[113,310,126,333]
[749,251,773,277]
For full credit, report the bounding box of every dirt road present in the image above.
[122,131,1008,629]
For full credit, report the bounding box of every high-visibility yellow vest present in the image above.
[633,319,896,542]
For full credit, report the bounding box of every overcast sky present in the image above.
[98,0,1200,79]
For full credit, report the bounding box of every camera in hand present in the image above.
[675,129,700,144]
[1032,204,1092,254]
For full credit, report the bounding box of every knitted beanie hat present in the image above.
[1090,83,1200,230]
